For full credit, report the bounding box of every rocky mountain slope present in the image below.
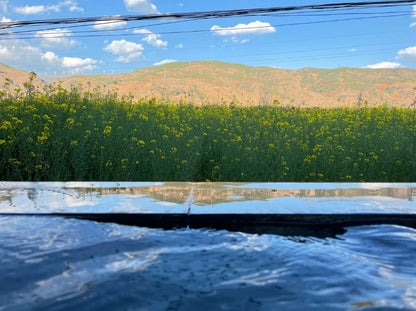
[2,61,416,107]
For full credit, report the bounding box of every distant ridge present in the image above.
[2,61,416,107]
[0,63,46,94]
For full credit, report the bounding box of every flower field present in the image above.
[1,86,415,181]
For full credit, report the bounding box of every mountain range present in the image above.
[1,61,416,107]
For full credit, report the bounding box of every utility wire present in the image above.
[1,0,415,30]
[2,8,411,38]
[0,12,410,41]
[5,6,409,36]
[1,18,199,36]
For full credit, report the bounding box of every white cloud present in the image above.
[365,62,402,69]
[14,5,59,15]
[153,59,177,66]
[93,16,127,30]
[14,1,83,15]
[0,44,11,57]
[41,51,60,63]
[62,0,83,13]
[396,46,416,61]
[1,16,11,22]
[349,48,357,52]
[211,21,276,36]
[62,56,96,69]
[0,39,95,75]
[230,36,249,44]
[0,40,39,62]
[41,52,96,74]
[35,29,77,49]
[124,0,159,14]
[175,43,183,49]
[104,39,144,63]
[15,5,46,15]
[133,29,167,49]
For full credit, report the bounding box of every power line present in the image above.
[1,0,415,30]
[2,8,411,37]
[0,18,199,37]
[0,12,410,41]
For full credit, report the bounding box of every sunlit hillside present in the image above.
[0,63,46,94]
[52,61,416,107]
[1,61,416,107]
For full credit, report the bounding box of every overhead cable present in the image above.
[0,12,409,41]
[1,0,415,30]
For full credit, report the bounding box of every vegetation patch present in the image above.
[1,84,415,181]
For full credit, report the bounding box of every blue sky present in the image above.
[1,0,416,77]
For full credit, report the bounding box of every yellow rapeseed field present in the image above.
[1,85,415,181]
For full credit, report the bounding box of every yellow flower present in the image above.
[1,121,12,130]
[65,118,75,128]
[103,125,112,136]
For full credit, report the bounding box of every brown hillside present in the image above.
[0,63,46,95]
[54,61,416,107]
[2,61,416,107]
